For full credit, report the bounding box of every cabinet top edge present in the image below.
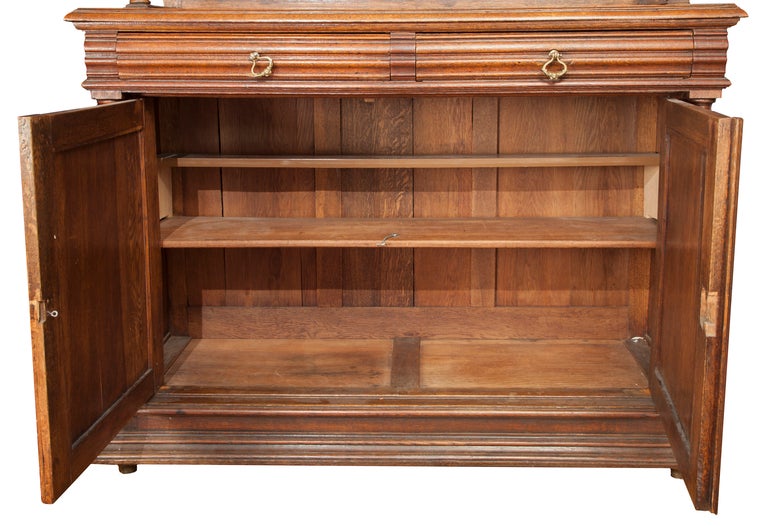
[65,4,747,31]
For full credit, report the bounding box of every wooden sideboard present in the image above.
[19,0,745,512]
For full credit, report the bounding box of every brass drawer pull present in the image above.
[541,50,568,81]
[249,52,274,78]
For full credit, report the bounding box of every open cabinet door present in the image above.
[652,99,742,512]
[19,100,162,503]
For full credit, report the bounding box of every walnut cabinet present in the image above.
[19,0,745,512]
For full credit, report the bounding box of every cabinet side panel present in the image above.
[157,98,224,334]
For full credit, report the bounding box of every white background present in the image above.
[1,1,765,524]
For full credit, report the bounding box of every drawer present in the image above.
[416,31,693,82]
[116,33,392,82]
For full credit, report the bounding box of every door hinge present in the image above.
[699,289,719,338]
[31,299,58,324]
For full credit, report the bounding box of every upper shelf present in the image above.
[161,153,660,170]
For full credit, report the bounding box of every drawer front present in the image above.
[116,33,392,82]
[416,31,693,82]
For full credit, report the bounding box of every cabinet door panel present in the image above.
[652,99,741,512]
[19,100,161,503]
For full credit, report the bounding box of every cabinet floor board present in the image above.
[163,337,649,392]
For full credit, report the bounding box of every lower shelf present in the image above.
[163,337,649,391]
[97,337,674,468]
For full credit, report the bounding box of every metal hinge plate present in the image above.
[31,299,58,324]
[699,289,719,338]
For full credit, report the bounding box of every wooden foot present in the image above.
[118,464,138,474]
[670,468,684,479]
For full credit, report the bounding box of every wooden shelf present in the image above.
[160,153,660,169]
[160,216,657,249]
[164,338,649,391]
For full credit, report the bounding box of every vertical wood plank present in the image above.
[314,98,343,307]
[497,249,572,306]
[413,98,472,306]
[137,99,165,388]
[224,248,303,306]
[219,98,315,307]
[114,132,153,388]
[164,250,188,335]
[158,161,172,219]
[629,249,652,336]
[471,97,498,307]
[341,98,413,306]
[570,249,629,306]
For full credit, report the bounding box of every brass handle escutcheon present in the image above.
[541,50,568,81]
[249,52,274,78]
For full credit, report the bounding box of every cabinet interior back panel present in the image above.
[157,96,658,338]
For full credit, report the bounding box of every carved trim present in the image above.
[390,32,416,81]
[83,31,119,100]
[691,28,731,97]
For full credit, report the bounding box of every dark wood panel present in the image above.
[652,100,742,512]
[19,101,158,503]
